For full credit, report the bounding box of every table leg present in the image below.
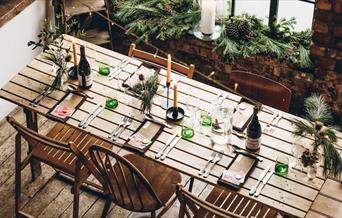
[23,108,42,181]
[188,177,195,192]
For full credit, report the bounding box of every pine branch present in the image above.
[304,95,332,123]
[322,140,342,178]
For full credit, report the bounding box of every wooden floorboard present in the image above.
[0,108,209,217]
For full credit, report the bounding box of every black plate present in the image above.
[166,107,185,122]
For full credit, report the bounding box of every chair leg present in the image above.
[101,198,111,218]
[15,134,22,216]
[157,195,178,218]
[151,211,156,218]
[73,161,81,218]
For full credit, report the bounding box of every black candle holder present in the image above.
[166,106,185,122]
[68,65,78,80]
[161,82,172,109]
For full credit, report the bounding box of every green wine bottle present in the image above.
[246,106,261,151]
[78,45,92,89]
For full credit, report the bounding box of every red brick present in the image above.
[314,9,333,22]
[312,32,334,47]
[310,44,326,56]
[335,26,342,37]
[314,56,337,70]
[335,2,342,13]
[313,20,330,33]
[316,0,332,11]
[336,60,342,73]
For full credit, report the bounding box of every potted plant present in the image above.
[292,94,342,180]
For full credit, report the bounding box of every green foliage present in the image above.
[215,14,313,69]
[131,74,159,113]
[114,0,312,70]
[292,94,342,178]
[114,0,200,42]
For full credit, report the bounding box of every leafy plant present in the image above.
[292,94,342,178]
[131,74,159,113]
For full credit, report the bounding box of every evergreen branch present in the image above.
[322,140,342,178]
[304,95,332,123]
[292,119,315,137]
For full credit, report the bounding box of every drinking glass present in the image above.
[116,80,131,105]
[210,106,233,146]
[105,95,118,110]
[290,138,306,171]
[181,118,195,140]
[185,94,200,130]
[275,156,289,175]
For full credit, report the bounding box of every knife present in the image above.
[108,58,128,77]
[160,135,181,161]
[249,166,271,195]
[79,103,101,127]
[254,170,273,197]
[155,133,178,159]
[109,59,130,80]
[83,105,104,128]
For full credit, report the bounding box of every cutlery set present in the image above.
[30,87,53,107]
[155,133,181,161]
[108,58,131,80]
[212,92,228,105]
[108,115,133,141]
[199,150,224,178]
[79,103,104,128]
[249,166,273,197]
[264,111,283,133]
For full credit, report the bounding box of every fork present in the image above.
[264,112,279,133]
[199,151,217,176]
[113,116,133,141]
[204,151,224,178]
[109,116,128,138]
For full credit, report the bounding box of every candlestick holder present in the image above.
[166,106,185,122]
[68,65,78,80]
[193,24,222,41]
[161,82,172,109]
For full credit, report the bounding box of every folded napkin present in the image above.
[221,169,246,185]
[125,65,156,87]
[51,105,75,119]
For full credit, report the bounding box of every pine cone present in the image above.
[238,20,251,39]
[225,21,239,40]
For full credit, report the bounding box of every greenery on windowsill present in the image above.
[112,0,313,70]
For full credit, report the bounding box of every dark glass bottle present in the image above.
[78,45,92,89]
[246,106,261,151]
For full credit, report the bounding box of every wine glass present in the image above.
[185,94,200,132]
[290,138,307,171]
[116,79,131,106]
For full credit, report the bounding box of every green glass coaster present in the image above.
[275,156,289,176]
[105,98,118,109]
[181,126,195,140]
[99,64,110,76]
[201,114,212,127]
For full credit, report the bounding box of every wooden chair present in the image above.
[227,70,292,112]
[54,0,114,49]
[128,43,195,79]
[7,116,111,218]
[70,144,182,218]
[176,185,281,218]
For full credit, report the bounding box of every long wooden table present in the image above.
[1,34,342,217]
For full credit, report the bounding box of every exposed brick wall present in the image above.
[111,0,342,122]
[310,0,342,120]
[112,27,312,115]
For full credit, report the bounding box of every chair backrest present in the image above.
[228,70,292,112]
[7,116,71,153]
[176,185,243,218]
[70,144,163,211]
[128,43,195,79]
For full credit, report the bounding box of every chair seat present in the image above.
[197,187,279,218]
[31,123,112,180]
[109,154,182,212]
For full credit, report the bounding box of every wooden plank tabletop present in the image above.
[1,34,341,217]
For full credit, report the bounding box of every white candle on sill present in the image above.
[200,0,216,35]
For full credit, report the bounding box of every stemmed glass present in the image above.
[290,137,306,171]
[116,79,131,106]
[185,94,200,130]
